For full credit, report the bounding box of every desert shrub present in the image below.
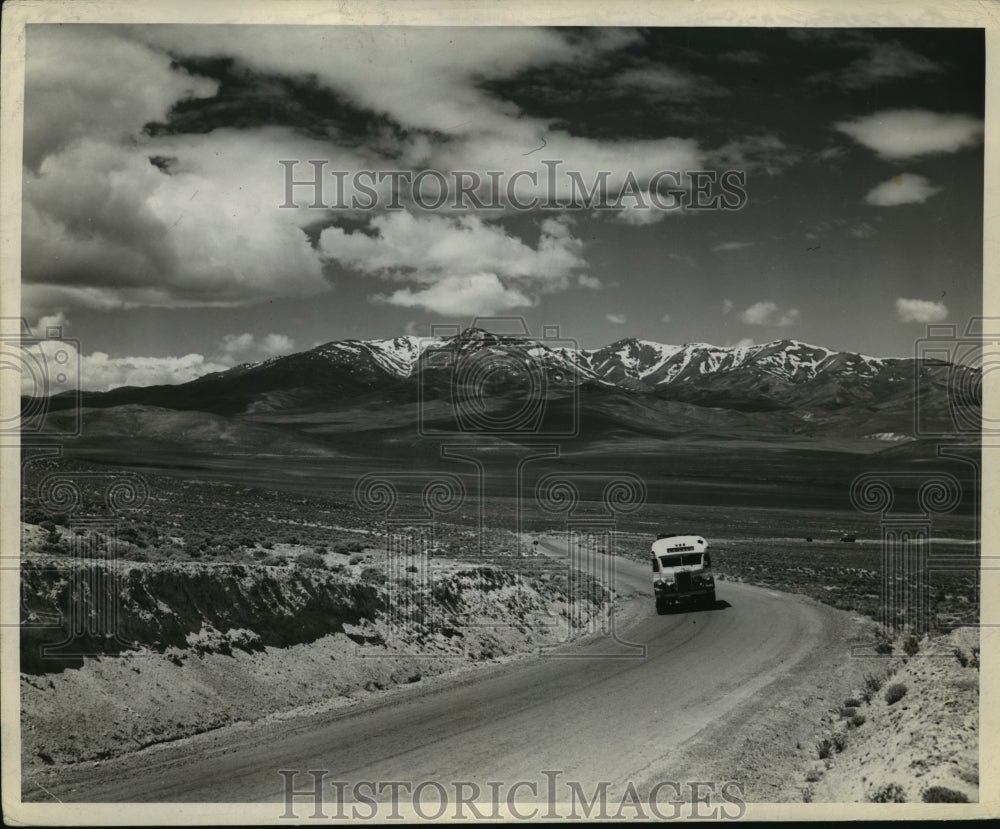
[804,768,823,783]
[844,697,862,708]
[252,549,267,560]
[431,581,460,607]
[22,506,48,525]
[360,566,386,584]
[870,783,906,803]
[922,786,968,803]
[816,737,834,760]
[349,554,365,565]
[262,541,274,550]
[839,707,857,719]
[118,525,147,548]
[956,766,979,787]
[122,548,149,563]
[314,545,328,555]
[903,635,920,656]
[832,732,849,753]
[406,564,420,573]
[39,520,57,533]
[874,637,893,655]
[954,647,969,668]
[884,683,908,705]
[970,646,980,670]
[861,673,884,704]
[41,534,71,555]
[850,713,867,728]
[328,564,346,574]
[296,551,326,569]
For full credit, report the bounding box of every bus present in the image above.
[651,534,715,614]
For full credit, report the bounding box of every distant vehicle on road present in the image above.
[651,534,715,614]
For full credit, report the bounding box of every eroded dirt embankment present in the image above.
[20,555,605,772]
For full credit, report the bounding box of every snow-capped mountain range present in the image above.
[257,328,903,390]
[50,327,974,426]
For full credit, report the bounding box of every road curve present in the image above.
[36,539,842,804]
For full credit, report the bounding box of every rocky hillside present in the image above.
[20,547,609,772]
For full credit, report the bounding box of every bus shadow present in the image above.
[663,599,732,615]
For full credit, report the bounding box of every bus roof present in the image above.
[651,535,708,555]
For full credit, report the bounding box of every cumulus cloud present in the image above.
[23,25,219,170]
[220,332,297,359]
[606,313,627,324]
[319,212,585,314]
[739,301,799,327]
[722,299,734,314]
[31,312,69,335]
[261,334,296,356]
[23,26,670,317]
[615,201,669,226]
[733,338,756,348]
[23,126,349,313]
[16,332,231,393]
[220,333,255,355]
[22,26,711,321]
[834,110,984,159]
[320,213,582,284]
[864,174,941,207]
[578,274,603,289]
[140,26,702,210]
[22,27,338,313]
[373,273,532,317]
[896,297,948,323]
[713,241,755,252]
[18,325,299,392]
[140,26,598,142]
[78,352,231,391]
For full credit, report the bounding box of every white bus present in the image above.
[651,534,715,614]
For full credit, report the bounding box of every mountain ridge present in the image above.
[30,328,975,437]
[199,330,925,389]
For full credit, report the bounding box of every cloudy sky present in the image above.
[20,25,984,390]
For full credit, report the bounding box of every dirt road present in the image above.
[30,538,851,805]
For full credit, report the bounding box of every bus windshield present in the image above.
[658,553,706,568]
